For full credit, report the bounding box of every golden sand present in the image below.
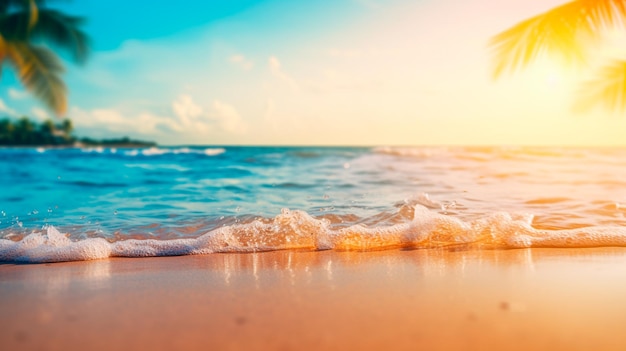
[2,248,626,350]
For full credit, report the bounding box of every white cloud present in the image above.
[8,88,28,100]
[269,56,299,90]
[72,107,135,132]
[172,94,203,125]
[31,107,49,120]
[230,54,254,70]
[170,95,212,133]
[171,95,248,135]
[71,107,179,135]
[70,94,249,141]
[137,112,187,134]
[0,98,18,116]
[210,100,248,134]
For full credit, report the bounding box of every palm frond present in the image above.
[7,42,67,114]
[0,34,5,79]
[0,34,5,60]
[0,1,47,9]
[0,0,34,15]
[0,0,41,26]
[30,9,89,63]
[0,9,90,63]
[490,0,626,79]
[0,7,31,39]
[27,0,38,31]
[574,59,626,112]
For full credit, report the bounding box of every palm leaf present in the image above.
[27,0,38,31]
[0,6,31,39]
[0,34,5,79]
[30,9,90,63]
[0,0,42,15]
[0,34,5,61]
[7,42,67,114]
[490,0,626,79]
[0,9,89,63]
[0,0,41,29]
[574,60,626,112]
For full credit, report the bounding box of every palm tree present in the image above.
[59,117,72,134]
[40,118,54,133]
[57,117,72,141]
[0,0,89,115]
[14,115,34,143]
[490,0,626,111]
[0,117,15,143]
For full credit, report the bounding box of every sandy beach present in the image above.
[4,0,626,350]
[2,248,626,351]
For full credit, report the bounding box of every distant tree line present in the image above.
[78,136,156,147]
[0,116,156,147]
[0,117,74,145]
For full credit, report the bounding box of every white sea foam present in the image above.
[140,147,169,156]
[122,147,225,157]
[81,147,105,153]
[0,227,111,263]
[2,206,626,263]
[202,148,226,156]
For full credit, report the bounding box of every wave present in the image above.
[372,146,619,161]
[77,147,226,156]
[2,205,626,263]
[81,146,108,153]
[123,147,226,157]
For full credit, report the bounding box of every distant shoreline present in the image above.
[1,116,157,148]
[0,142,157,149]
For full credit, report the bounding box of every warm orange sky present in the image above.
[3,0,626,146]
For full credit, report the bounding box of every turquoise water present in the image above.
[1,146,626,262]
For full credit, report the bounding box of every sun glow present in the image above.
[545,72,561,86]
[515,59,573,95]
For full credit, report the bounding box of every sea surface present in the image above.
[1,146,626,263]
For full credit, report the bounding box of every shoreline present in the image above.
[0,143,157,149]
[2,248,626,350]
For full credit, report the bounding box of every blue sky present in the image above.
[2,0,626,145]
[57,1,266,50]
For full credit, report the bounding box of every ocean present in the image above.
[1,146,625,263]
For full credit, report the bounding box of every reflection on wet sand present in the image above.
[1,259,112,288]
[4,246,625,289]
[202,247,611,285]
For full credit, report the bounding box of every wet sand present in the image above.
[2,248,626,351]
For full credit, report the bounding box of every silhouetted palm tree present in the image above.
[40,118,54,133]
[59,117,72,134]
[0,0,89,115]
[14,115,34,143]
[490,0,626,111]
[0,117,15,143]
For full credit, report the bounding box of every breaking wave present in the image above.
[77,147,226,156]
[2,205,626,263]
[124,147,226,157]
